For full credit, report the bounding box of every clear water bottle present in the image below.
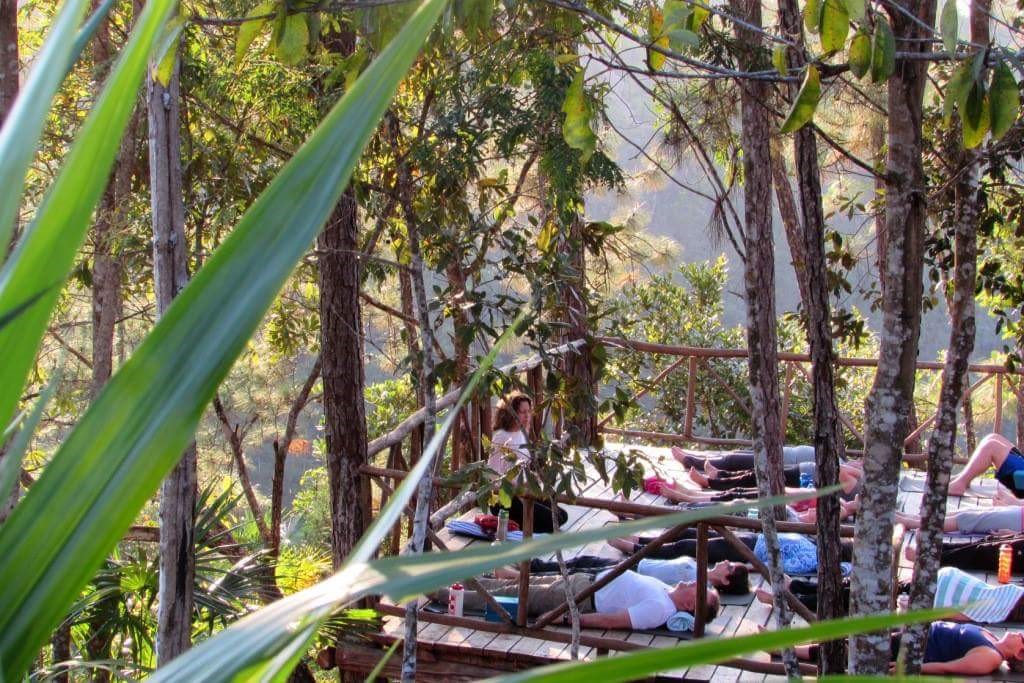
[492,509,509,545]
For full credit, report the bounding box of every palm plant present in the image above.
[0,0,935,678]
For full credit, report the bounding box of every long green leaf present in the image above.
[152,491,811,682]
[780,65,821,133]
[819,0,849,54]
[848,27,871,79]
[0,0,447,677]
[939,0,958,55]
[0,0,177,449]
[0,0,93,256]
[487,608,957,682]
[870,17,895,83]
[0,371,58,505]
[990,61,1020,140]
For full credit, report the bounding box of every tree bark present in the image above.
[444,258,472,470]
[560,217,597,447]
[317,28,370,578]
[0,0,16,123]
[729,0,797,675]
[318,189,370,569]
[899,0,985,669]
[849,0,934,672]
[773,0,845,670]
[399,160,439,683]
[149,58,196,665]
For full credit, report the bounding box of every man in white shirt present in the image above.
[524,555,749,595]
[431,569,720,630]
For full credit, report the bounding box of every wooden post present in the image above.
[516,500,534,627]
[695,522,708,638]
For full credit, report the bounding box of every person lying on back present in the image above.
[791,622,1024,675]
[523,555,750,594]
[431,568,719,630]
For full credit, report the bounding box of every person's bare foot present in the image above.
[689,466,710,487]
[704,460,720,478]
[755,587,774,605]
[671,446,702,469]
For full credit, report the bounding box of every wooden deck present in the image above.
[375,444,1018,681]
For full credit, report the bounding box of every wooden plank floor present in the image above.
[383,443,1020,681]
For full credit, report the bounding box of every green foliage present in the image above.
[0,0,449,675]
[819,0,849,54]
[601,258,751,439]
[939,0,958,54]
[990,62,1020,139]
[870,17,895,83]
[848,28,871,78]
[561,69,597,162]
[291,466,331,546]
[780,65,821,133]
[366,376,419,441]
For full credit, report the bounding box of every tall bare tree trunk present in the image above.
[849,0,934,672]
[399,165,438,683]
[773,0,845,670]
[899,0,986,670]
[149,57,196,665]
[560,217,596,446]
[729,0,797,676]
[319,190,370,566]
[317,28,370,578]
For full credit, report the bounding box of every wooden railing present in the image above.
[597,336,1024,464]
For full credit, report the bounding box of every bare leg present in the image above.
[948,433,1015,496]
[608,536,638,554]
[689,466,710,488]
[660,485,715,503]
[671,446,704,469]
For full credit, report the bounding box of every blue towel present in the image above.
[446,520,544,543]
[666,611,695,632]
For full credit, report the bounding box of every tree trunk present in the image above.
[729,0,797,675]
[444,258,471,471]
[318,191,370,567]
[0,0,15,123]
[769,144,812,310]
[849,0,934,672]
[149,58,196,665]
[773,0,845,669]
[899,0,986,669]
[399,168,439,683]
[560,217,597,447]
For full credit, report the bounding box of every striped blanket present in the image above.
[934,566,1024,622]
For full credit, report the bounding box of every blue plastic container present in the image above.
[484,596,519,622]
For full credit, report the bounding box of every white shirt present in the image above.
[637,557,697,585]
[593,570,678,630]
[487,429,529,475]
